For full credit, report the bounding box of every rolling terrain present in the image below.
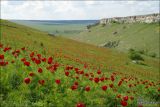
[71,22,160,57]
[0,19,159,107]
[11,20,98,36]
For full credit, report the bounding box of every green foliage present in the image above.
[149,53,157,58]
[9,73,22,89]
[129,50,144,61]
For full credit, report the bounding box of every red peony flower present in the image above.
[38,68,43,73]
[121,100,128,106]
[74,82,79,86]
[130,96,134,100]
[48,56,53,64]
[109,84,114,88]
[123,96,128,101]
[21,58,26,62]
[30,52,34,57]
[76,102,86,107]
[55,79,61,85]
[39,80,45,85]
[42,58,46,62]
[117,94,121,98]
[118,81,123,86]
[101,85,107,91]
[97,69,101,74]
[71,85,78,90]
[111,75,115,81]
[21,47,25,51]
[0,54,4,59]
[85,86,90,92]
[24,61,30,66]
[94,77,99,83]
[24,78,31,84]
[37,54,41,59]
[65,71,69,76]
[35,59,41,65]
[29,72,34,76]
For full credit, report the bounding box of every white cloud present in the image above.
[1,1,159,20]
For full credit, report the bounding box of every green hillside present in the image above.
[71,23,160,57]
[0,20,160,107]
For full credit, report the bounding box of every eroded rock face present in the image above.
[100,13,160,24]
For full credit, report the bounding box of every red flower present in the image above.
[130,96,134,100]
[75,76,79,79]
[118,81,123,86]
[111,75,115,81]
[55,79,61,85]
[109,84,114,88]
[101,85,107,91]
[48,57,53,64]
[85,86,90,92]
[100,77,105,82]
[31,57,36,61]
[123,96,128,101]
[71,85,78,90]
[21,58,26,62]
[74,82,79,86]
[89,78,93,81]
[35,59,41,65]
[128,84,132,88]
[65,66,70,70]
[76,102,86,107]
[11,60,15,63]
[0,61,5,66]
[42,58,46,62]
[38,68,43,73]
[0,43,3,48]
[39,80,45,85]
[21,47,25,51]
[94,77,99,83]
[121,100,128,106]
[85,73,89,77]
[75,68,79,71]
[24,78,31,84]
[97,69,101,74]
[30,52,34,57]
[37,54,41,59]
[117,94,121,98]
[80,70,84,74]
[65,71,69,76]
[0,54,4,59]
[29,72,34,76]
[24,61,30,66]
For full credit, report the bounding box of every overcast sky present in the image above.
[1,0,159,20]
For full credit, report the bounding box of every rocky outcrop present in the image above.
[100,13,160,24]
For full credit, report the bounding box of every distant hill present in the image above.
[70,13,160,57]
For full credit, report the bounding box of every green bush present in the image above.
[149,53,157,58]
[129,51,144,61]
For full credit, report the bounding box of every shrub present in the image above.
[149,53,156,58]
[40,42,44,47]
[138,49,145,54]
[101,23,106,27]
[129,51,144,61]
[129,48,135,53]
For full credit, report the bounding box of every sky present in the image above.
[1,0,159,20]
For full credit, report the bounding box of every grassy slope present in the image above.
[0,19,159,81]
[71,23,160,57]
